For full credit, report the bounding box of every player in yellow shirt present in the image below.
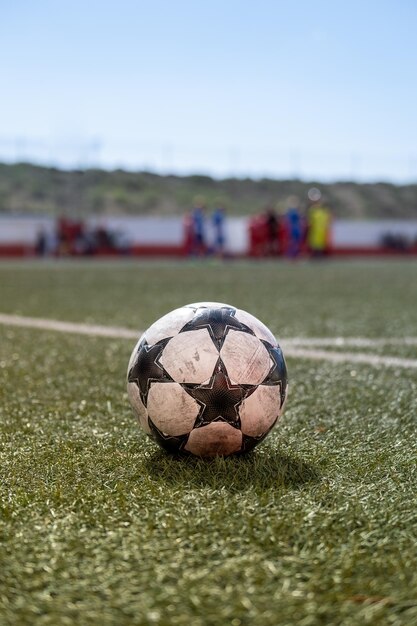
[307,201,332,256]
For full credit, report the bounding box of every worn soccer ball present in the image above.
[127,302,288,457]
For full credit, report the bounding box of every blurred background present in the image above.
[1,0,417,257]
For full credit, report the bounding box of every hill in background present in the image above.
[1,162,417,219]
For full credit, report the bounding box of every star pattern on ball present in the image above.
[128,337,173,406]
[260,341,288,406]
[180,306,254,350]
[182,360,256,429]
[148,418,189,454]
[241,432,270,454]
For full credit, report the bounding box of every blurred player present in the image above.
[212,205,226,257]
[285,196,303,258]
[307,189,332,256]
[191,198,207,256]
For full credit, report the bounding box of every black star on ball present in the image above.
[148,418,189,455]
[183,360,256,429]
[180,306,254,350]
[128,337,173,406]
[241,432,270,454]
[260,341,288,406]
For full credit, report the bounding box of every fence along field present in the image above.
[2,215,417,256]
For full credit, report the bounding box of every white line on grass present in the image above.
[0,313,139,340]
[283,346,417,369]
[1,313,417,369]
[285,337,417,347]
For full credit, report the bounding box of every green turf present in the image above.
[1,258,417,338]
[0,260,416,625]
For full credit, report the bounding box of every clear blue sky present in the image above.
[1,0,417,181]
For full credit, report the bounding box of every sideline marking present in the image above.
[0,313,139,340]
[1,313,416,369]
[285,337,417,347]
[283,347,417,370]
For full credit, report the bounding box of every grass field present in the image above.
[1,259,416,626]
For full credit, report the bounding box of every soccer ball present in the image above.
[127,302,288,457]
